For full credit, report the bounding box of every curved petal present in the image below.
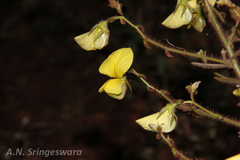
[99,78,128,100]
[74,32,95,51]
[161,113,177,133]
[99,48,134,78]
[192,16,206,33]
[157,110,172,132]
[233,88,240,96]
[94,32,109,50]
[136,112,160,132]
[104,78,125,94]
[114,48,134,78]
[188,0,198,9]
[107,84,127,100]
[98,80,108,93]
[162,5,192,29]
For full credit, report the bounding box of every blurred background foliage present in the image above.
[0,0,239,160]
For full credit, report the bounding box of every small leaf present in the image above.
[143,38,151,49]
[214,72,240,85]
[191,62,227,69]
[120,19,126,25]
[165,50,174,57]
[136,25,145,33]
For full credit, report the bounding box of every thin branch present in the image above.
[108,16,225,64]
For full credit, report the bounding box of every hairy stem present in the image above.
[108,16,225,64]
[130,68,173,102]
[204,0,240,78]
[184,100,222,119]
[131,68,240,128]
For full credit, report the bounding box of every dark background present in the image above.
[0,0,240,160]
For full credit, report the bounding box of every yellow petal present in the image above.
[98,78,127,100]
[74,32,95,51]
[107,84,127,100]
[162,5,192,29]
[208,0,216,6]
[233,88,240,96]
[136,112,160,132]
[225,154,240,160]
[192,16,206,32]
[94,32,109,49]
[99,48,134,78]
[136,110,177,133]
[188,0,198,9]
[99,78,125,95]
[104,78,126,94]
[99,80,108,93]
[162,113,178,133]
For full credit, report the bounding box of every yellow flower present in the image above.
[74,20,109,51]
[233,88,240,97]
[162,0,192,29]
[136,103,178,133]
[225,153,240,160]
[99,48,134,100]
[162,0,215,32]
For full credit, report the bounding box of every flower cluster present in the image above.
[162,0,216,32]
[75,20,178,134]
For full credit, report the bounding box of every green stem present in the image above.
[108,16,225,64]
[228,22,239,45]
[204,0,240,78]
[184,100,222,119]
[131,69,173,102]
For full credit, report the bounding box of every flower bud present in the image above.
[74,20,109,51]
